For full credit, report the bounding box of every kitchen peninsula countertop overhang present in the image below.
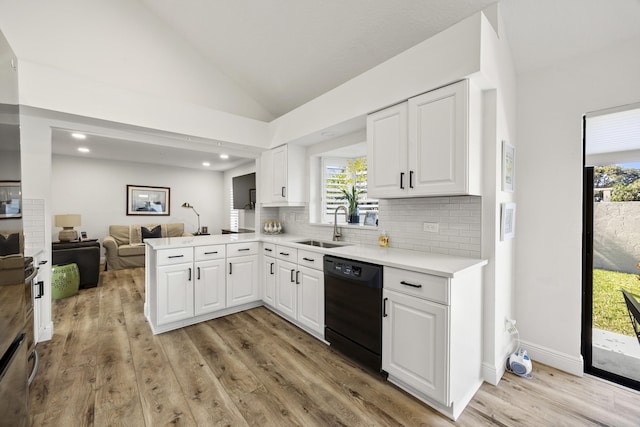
[145,233,487,278]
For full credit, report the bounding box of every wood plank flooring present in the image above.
[29,267,640,426]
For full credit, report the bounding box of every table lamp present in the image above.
[181,202,201,235]
[55,214,81,242]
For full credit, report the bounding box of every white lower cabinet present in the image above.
[194,258,226,315]
[226,242,259,308]
[262,243,276,307]
[383,289,448,404]
[146,241,262,334]
[382,266,483,421]
[157,262,194,325]
[270,245,324,337]
[296,265,324,334]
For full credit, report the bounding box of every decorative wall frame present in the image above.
[500,202,516,241]
[0,181,21,219]
[364,211,378,226]
[502,140,515,192]
[127,185,170,216]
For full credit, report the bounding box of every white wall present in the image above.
[515,34,640,374]
[51,155,225,253]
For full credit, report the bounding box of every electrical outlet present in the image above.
[423,222,439,232]
[505,318,518,334]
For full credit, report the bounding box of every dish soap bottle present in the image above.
[378,230,389,247]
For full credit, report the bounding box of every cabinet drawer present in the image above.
[297,249,323,270]
[195,244,226,261]
[384,266,449,305]
[276,245,297,261]
[156,247,193,266]
[227,241,259,257]
[263,242,276,257]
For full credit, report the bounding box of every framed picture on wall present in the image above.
[500,202,516,241]
[127,185,170,216]
[0,181,21,219]
[502,140,515,192]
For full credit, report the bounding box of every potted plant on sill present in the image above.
[341,185,360,224]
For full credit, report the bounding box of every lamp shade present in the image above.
[55,214,81,228]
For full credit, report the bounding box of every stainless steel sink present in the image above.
[295,240,349,249]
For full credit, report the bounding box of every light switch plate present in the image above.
[423,222,439,232]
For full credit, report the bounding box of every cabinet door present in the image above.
[263,255,276,307]
[367,102,408,198]
[157,263,194,325]
[382,289,449,405]
[227,255,259,307]
[271,145,288,201]
[297,266,324,335]
[275,259,297,318]
[408,80,467,196]
[194,259,226,316]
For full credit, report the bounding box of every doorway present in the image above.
[583,104,640,390]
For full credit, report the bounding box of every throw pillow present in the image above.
[141,225,162,242]
[0,232,20,256]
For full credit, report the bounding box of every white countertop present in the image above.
[146,233,487,278]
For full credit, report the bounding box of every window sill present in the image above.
[308,222,378,230]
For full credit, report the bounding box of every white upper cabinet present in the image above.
[367,80,480,198]
[261,144,306,206]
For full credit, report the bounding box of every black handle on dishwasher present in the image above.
[383,297,388,317]
[400,280,422,288]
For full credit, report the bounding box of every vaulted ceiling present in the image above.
[2,0,640,170]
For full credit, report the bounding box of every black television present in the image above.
[232,173,256,210]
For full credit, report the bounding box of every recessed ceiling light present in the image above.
[72,133,87,140]
[220,154,229,159]
[77,147,90,153]
[202,161,210,167]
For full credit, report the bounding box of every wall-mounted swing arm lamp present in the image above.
[181,202,201,235]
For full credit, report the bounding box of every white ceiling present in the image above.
[49,0,640,170]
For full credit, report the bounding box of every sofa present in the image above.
[52,240,101,288]
[103,224,191,270]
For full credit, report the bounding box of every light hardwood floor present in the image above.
[29,267,640,426]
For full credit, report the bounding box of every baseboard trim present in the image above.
[482,361,505,386]
[519,339,584,377]
[38,321,54,342]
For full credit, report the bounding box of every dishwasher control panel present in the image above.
[332,262,362,277]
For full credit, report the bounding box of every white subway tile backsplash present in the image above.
[264,196,482,258]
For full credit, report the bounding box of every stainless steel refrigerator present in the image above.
[0,29,29,426]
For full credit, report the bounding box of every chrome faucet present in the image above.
[333,206,348,241]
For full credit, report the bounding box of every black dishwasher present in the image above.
[324,255,383,373]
